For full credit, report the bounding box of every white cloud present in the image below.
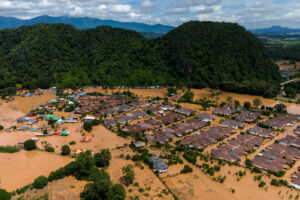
[110,4,132,14]
[0,0,299,28]
[141,0,155,8]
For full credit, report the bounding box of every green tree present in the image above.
[74,151,95,180]
[274,103,287,113]
[285,86,297,98]
[24,139,36,151]
[80,168,112,200]
[178,89,194,103]
[83,122,93,132]
[243,101,251,109]
[121,164,135,186]
[94,149,112,168]
[234,100,240,107]
[253,98,262,108]
[226,96,233,104]
[0,189,11,200]
[61,145,71,156]
[198,97,211,110]
[108,184,126,200]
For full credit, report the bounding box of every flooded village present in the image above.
[1,87,300,200]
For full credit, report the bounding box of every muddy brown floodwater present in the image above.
[0,93,56,129]
[0,125,130,153]
[0,150,72,191]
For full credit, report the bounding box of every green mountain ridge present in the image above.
[0,21,281,97]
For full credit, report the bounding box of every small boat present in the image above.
[31,138,39,141]
[47,133,55,136]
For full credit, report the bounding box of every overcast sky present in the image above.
[0,0,299,28]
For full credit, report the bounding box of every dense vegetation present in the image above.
[0,21,281,97]
[258,35,300,61]
[0,189,11,200]
[268,44,300,61]
[0,146,20,153]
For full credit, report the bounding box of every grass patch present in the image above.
[0,146,20,153]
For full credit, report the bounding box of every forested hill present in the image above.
[0,21,281,97]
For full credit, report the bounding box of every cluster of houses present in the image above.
[235,111,262,123]
[252,135,300,172]
[211,134,264,162]
[103,110,149,128]
[181,126,234,150]
[213,105,237,116]
[248,126,274,139]
[263,116,297,129]
[147,118,207,143]
[220,119,245,129]
[74,96,136,116]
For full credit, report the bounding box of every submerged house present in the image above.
[17,126,29,131]
[197,113,217,122]
[17,117,28,123]
[149,156,168,173]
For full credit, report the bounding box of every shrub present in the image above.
[245,159,252,169]
[45,146,55,152]
[24,139,36,150]
[271,179,279,186]
[125,155,131,160]
[33,176,48,189]
[0,125,3,130]
[108,184,126,200]
[138,187,144,193]
[61,145,71,156]
[253,167,262,173]
[259,181,266,187]
[69,141,76,145]
[132,154,141,162]
[180,165,193,174]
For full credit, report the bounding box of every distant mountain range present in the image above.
[0,15,175,34]
[249,26,300,35]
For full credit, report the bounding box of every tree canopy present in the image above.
[0,21,281,97]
